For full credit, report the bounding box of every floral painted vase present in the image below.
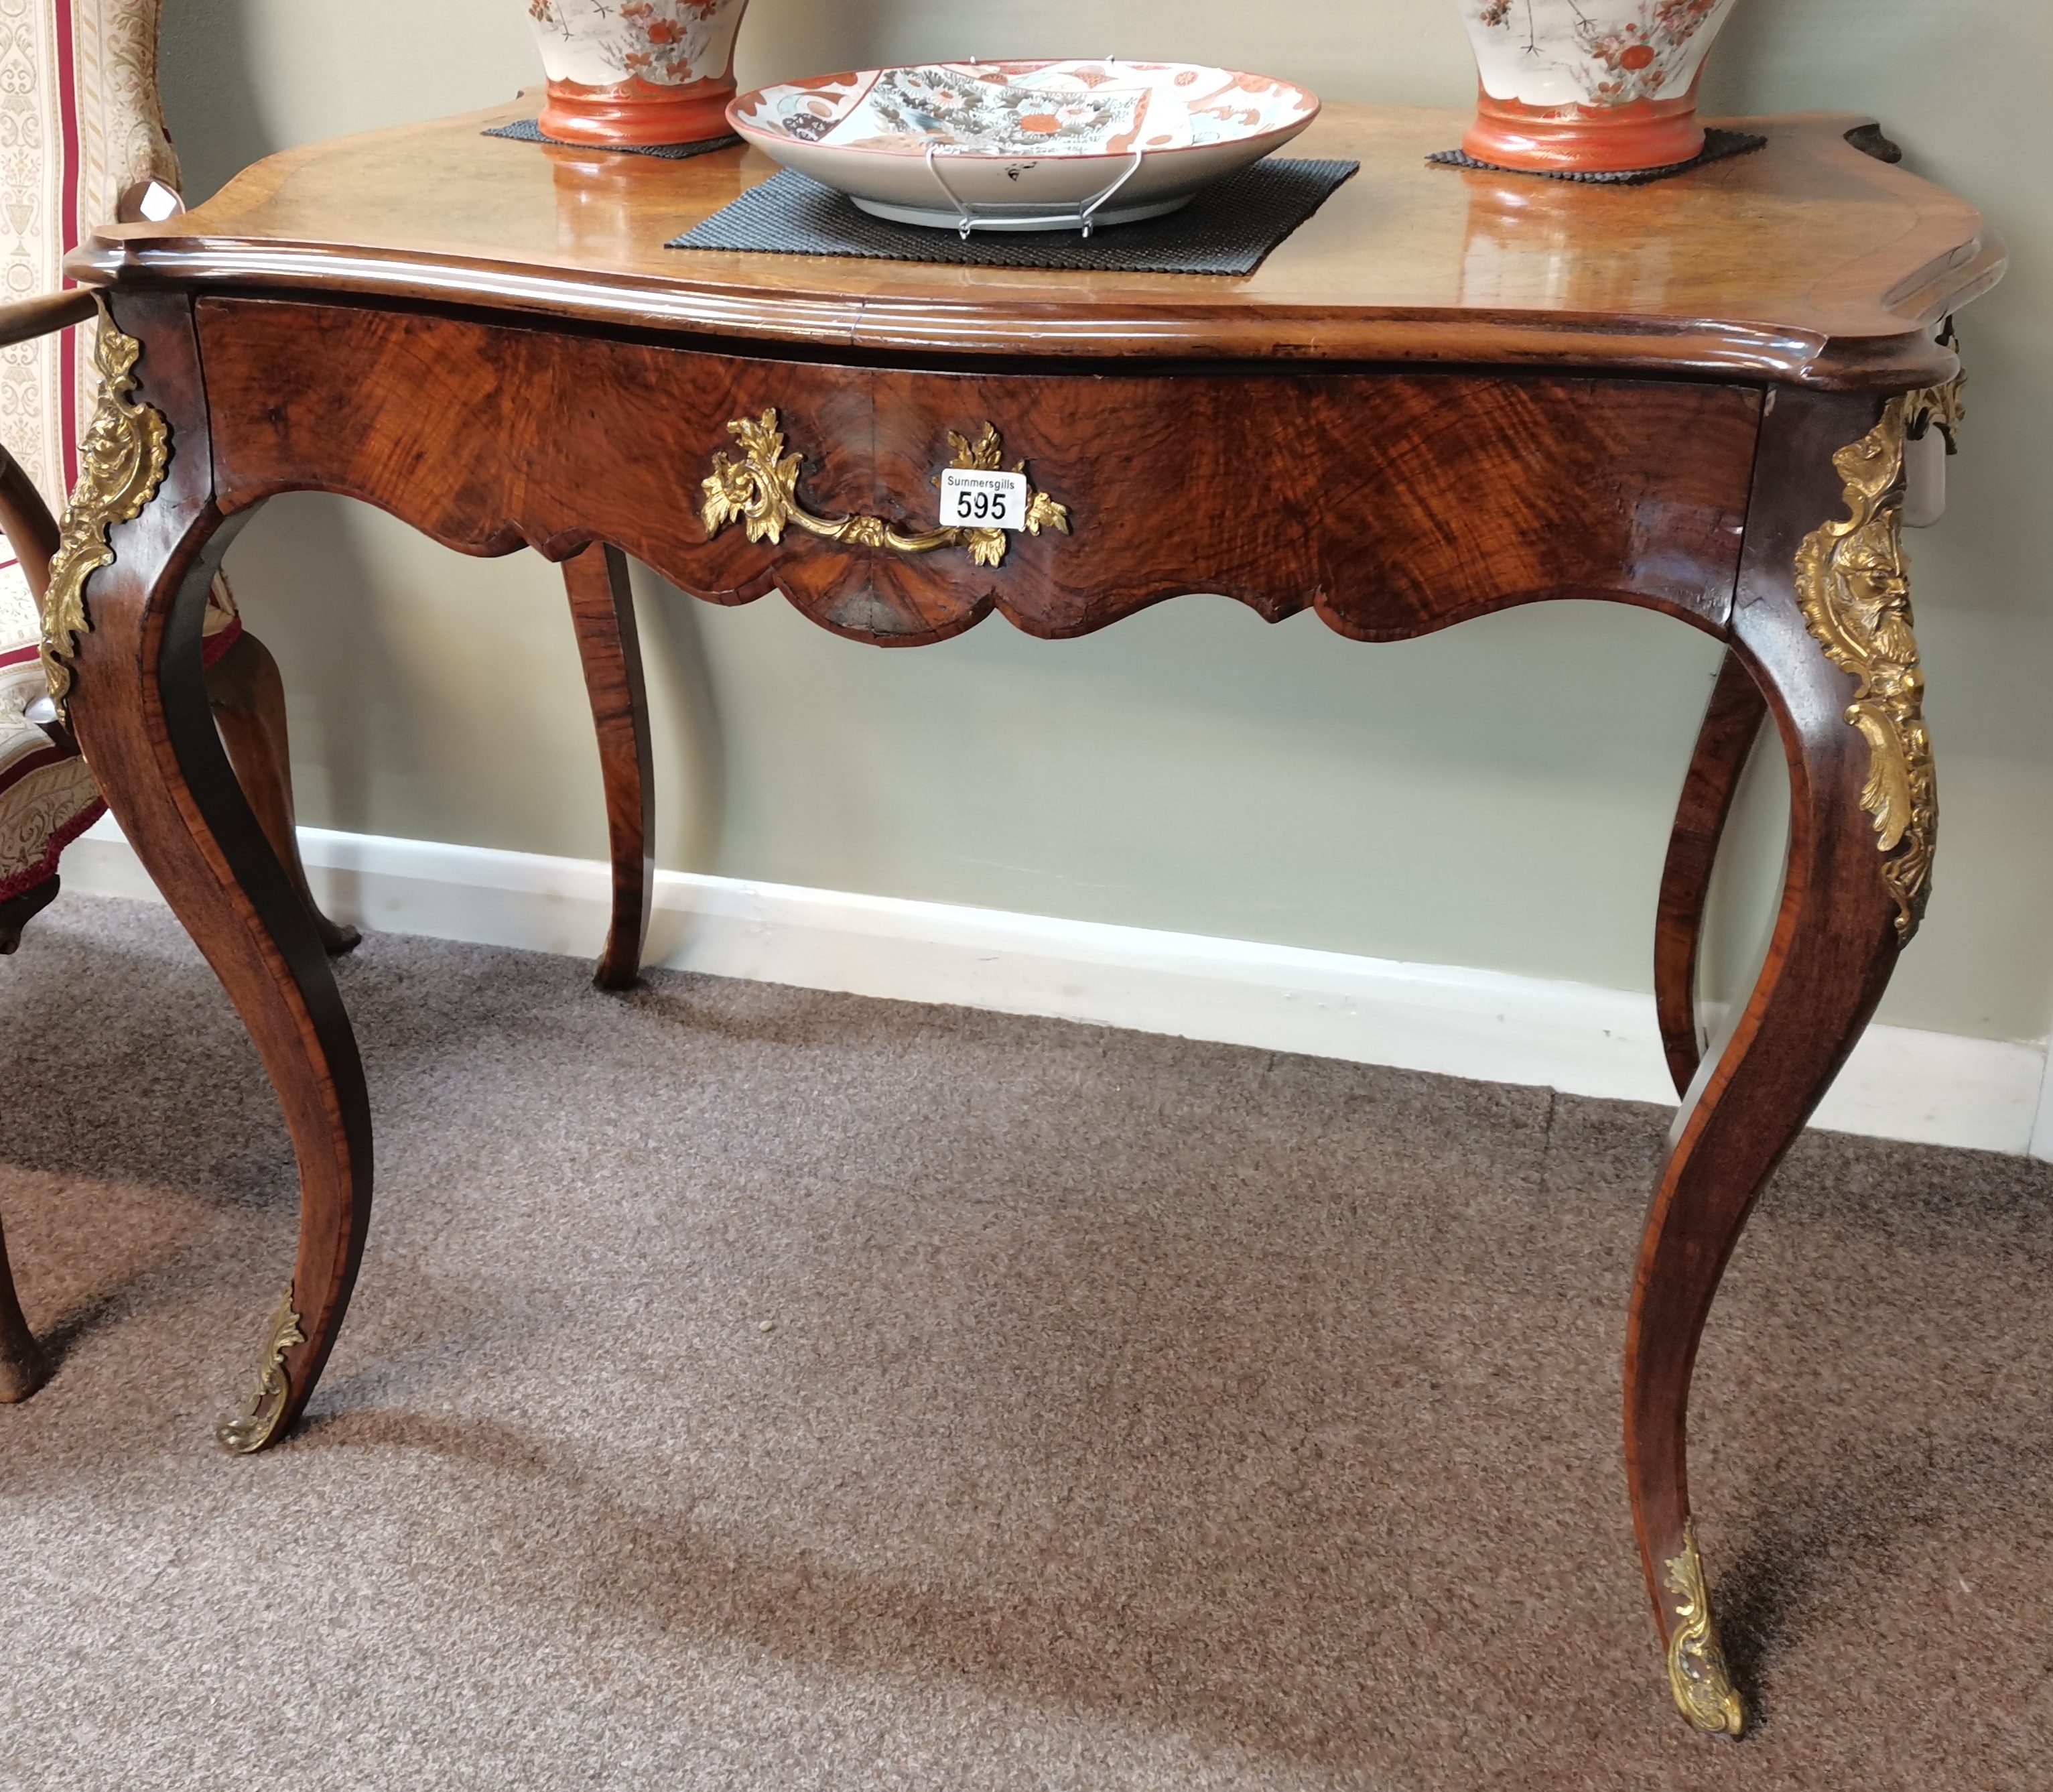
[1457,0,1742,173]
[526,0,751,146]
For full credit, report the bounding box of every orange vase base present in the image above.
[1461,87,1707,176]
[539,75,739,149]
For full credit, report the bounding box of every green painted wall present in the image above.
[159,0,2053,1041]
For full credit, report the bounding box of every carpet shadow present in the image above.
[285,1381,2053,1777]
[0,919,578,1200]
[288,1403,1493,1773]
[1716,1421,2053,1734]
[0,1161,271,1392]
[284,1385,2053,1779]
[618,968,1106,1056]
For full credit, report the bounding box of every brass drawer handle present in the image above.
[702,409,1070,569]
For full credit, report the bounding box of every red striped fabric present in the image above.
[55,0,81,491]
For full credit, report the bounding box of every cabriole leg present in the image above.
[563,542,655,991]
[0,873,62,956]
[1626,388,1935,1734]
[206,627,362,958]
[1654,649,1768,1096]
[0,1209,50,1401]
[2,877,60,1393]
[52,295,372,1453]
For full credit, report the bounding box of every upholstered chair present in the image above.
[0,1,353,1401]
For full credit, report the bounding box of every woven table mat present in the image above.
[668,159,1360,276]
[484,118,742,161]
[1427,127,1766,186]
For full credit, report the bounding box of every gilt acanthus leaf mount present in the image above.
[39,300,173,718]
[216,1289,307,1456]
[1664,1520,1745,1736]
[702,410,1069,571]
[1794,393,1937,942]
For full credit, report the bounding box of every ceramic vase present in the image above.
[527,0,751,147]
[1457,0,1742,174]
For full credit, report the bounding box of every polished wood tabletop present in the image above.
[76,100,1999,386]
[38,103,2003,1742]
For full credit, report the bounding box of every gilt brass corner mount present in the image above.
[701,409,1070,570]
[39,298,173,720]
[1794,393,1937,942]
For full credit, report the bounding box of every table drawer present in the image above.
[197,298,1760,645]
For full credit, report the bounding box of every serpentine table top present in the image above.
[72,99,1997,383]
[48,99,2001,1744]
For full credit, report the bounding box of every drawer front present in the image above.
[197,298,1759,645]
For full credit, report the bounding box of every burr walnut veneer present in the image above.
[44,100,2000,1735]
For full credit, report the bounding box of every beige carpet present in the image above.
[1,893,2048,1790]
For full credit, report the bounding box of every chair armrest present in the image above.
[0,445,58,600]
[0,187,184,582]
[0,290,96,355]
[0,190,179,572]
[0,290,100,596]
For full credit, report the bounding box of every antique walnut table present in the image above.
[40,101,2001,1734]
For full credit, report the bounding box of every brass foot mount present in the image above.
[1665,1519,1745,1736]
[217,1289,305,1455]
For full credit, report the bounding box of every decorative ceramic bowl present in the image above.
[727,61,1321,232]
[527,0,750,147]
[1457,0,1741,174]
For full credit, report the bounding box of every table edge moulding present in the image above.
[68,102,2001,386]
[35,99,2002,1742]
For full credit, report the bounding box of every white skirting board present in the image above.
[65,814,2051,1158]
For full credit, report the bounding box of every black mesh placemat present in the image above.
[484,118,742,160]
[668,159,1359,275]
[1427,127,1766,186]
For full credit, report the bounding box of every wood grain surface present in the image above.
[562,542,654,990]
[0,1198,51,1400]
[62,292,373,1454]
[195,298,1760,647]
[1655,649,1770,1096]
[200,631,361,959]
[69,105,1996,389]
[46,91,2003,1722]
[1624,389,1910,1708]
